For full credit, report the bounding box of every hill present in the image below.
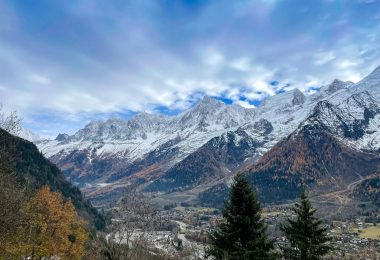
[0,129,105,229]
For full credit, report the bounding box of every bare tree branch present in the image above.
[0,104,21,135]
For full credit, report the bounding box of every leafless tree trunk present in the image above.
[0,104,21,136]
[107,188,162,259]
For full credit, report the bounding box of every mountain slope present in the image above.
[354,66,380,99]
[0,129,105,229]
[242,89,380,203]
[34,66,380,206]
[144,125,270,192]
[37,97,257,188]
[200,88,380,207]
[352,173,380,207]
[246,125,380,203]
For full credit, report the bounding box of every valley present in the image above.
[2,1,380,258]
[32,66,380,212]
[26,66,380,258]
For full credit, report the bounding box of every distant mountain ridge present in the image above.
[35,66,380,206]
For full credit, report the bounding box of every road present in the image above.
[316,173,365,216]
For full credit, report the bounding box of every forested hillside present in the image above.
[0,128,105,229]
[353,173,380,207]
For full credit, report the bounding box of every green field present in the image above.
[358,226,380,239]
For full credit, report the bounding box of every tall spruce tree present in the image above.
[280,191,332,259]
[208,174,274,259]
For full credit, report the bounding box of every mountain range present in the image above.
[35,66,380,208]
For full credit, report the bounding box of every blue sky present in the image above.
[0,0,379,137]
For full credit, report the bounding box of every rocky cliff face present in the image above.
[144,127,268,193]
[36,67,380,205]
[245,125,380,203]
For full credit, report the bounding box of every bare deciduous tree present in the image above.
[0,104,21,135]
[107,188,162,259]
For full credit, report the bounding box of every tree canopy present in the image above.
[208,174,274,259]
[280,191,331,259]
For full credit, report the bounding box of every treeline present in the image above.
[208,174,332,259]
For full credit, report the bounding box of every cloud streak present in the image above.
[0,0,379,136]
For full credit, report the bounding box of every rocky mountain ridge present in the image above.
[35,66,380,206]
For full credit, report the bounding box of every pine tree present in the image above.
[280,191,332,259]
[208,174,274,259]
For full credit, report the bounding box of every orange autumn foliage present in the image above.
[22,186,88,259]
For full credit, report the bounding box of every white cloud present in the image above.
[0,0,379,136]
[337,60,358,69]
[243,92,267,101]
[235,100,256,108]
[230,57,252,71]
[314,51,336,65]
[28,74,51,85]
[202,48,225,67]
[250,81,276,96]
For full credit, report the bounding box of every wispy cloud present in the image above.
[0,0,379,136]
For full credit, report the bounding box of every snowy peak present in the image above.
[72,119,126,141]
[343,91,379,113]
[176,96,256,131]
[55,133,70,142]
[53,96,257,144]
[362,65,380,82]
[304,90,380,141]
[320,79,353,95]
[195,95,224,109]
[131,112,168,124]
[35,64,380,203]
[355,66,380,98]
[128,112,168,134]
[17,128,41,142]
[258,88,305,113]
[292,88,306,105]
[65,112,170,142]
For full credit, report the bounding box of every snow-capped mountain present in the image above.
[355,65,380,98]
[35,66,380,204]
[17,128,41,142]
[144,123,271,193]
[318,79,354,96]
[36,96,257,188]
[199,70,380,207]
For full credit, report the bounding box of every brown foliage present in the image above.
[0,185,89,259]
[21,186,88,259]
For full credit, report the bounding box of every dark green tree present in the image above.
[208,174,274,259]
[280,191,332,259]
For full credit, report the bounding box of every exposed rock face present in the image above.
[245,126,380,203]
[145,129,265,192]
[304,91,380,140]
[322,79,354,95]
[253,119,274,135]
[292,88,306,105]
[35,66,380,206]
[56,133,70,142]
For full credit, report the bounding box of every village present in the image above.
[147,204,380,259]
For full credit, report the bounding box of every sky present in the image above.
[0,0,380,138]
